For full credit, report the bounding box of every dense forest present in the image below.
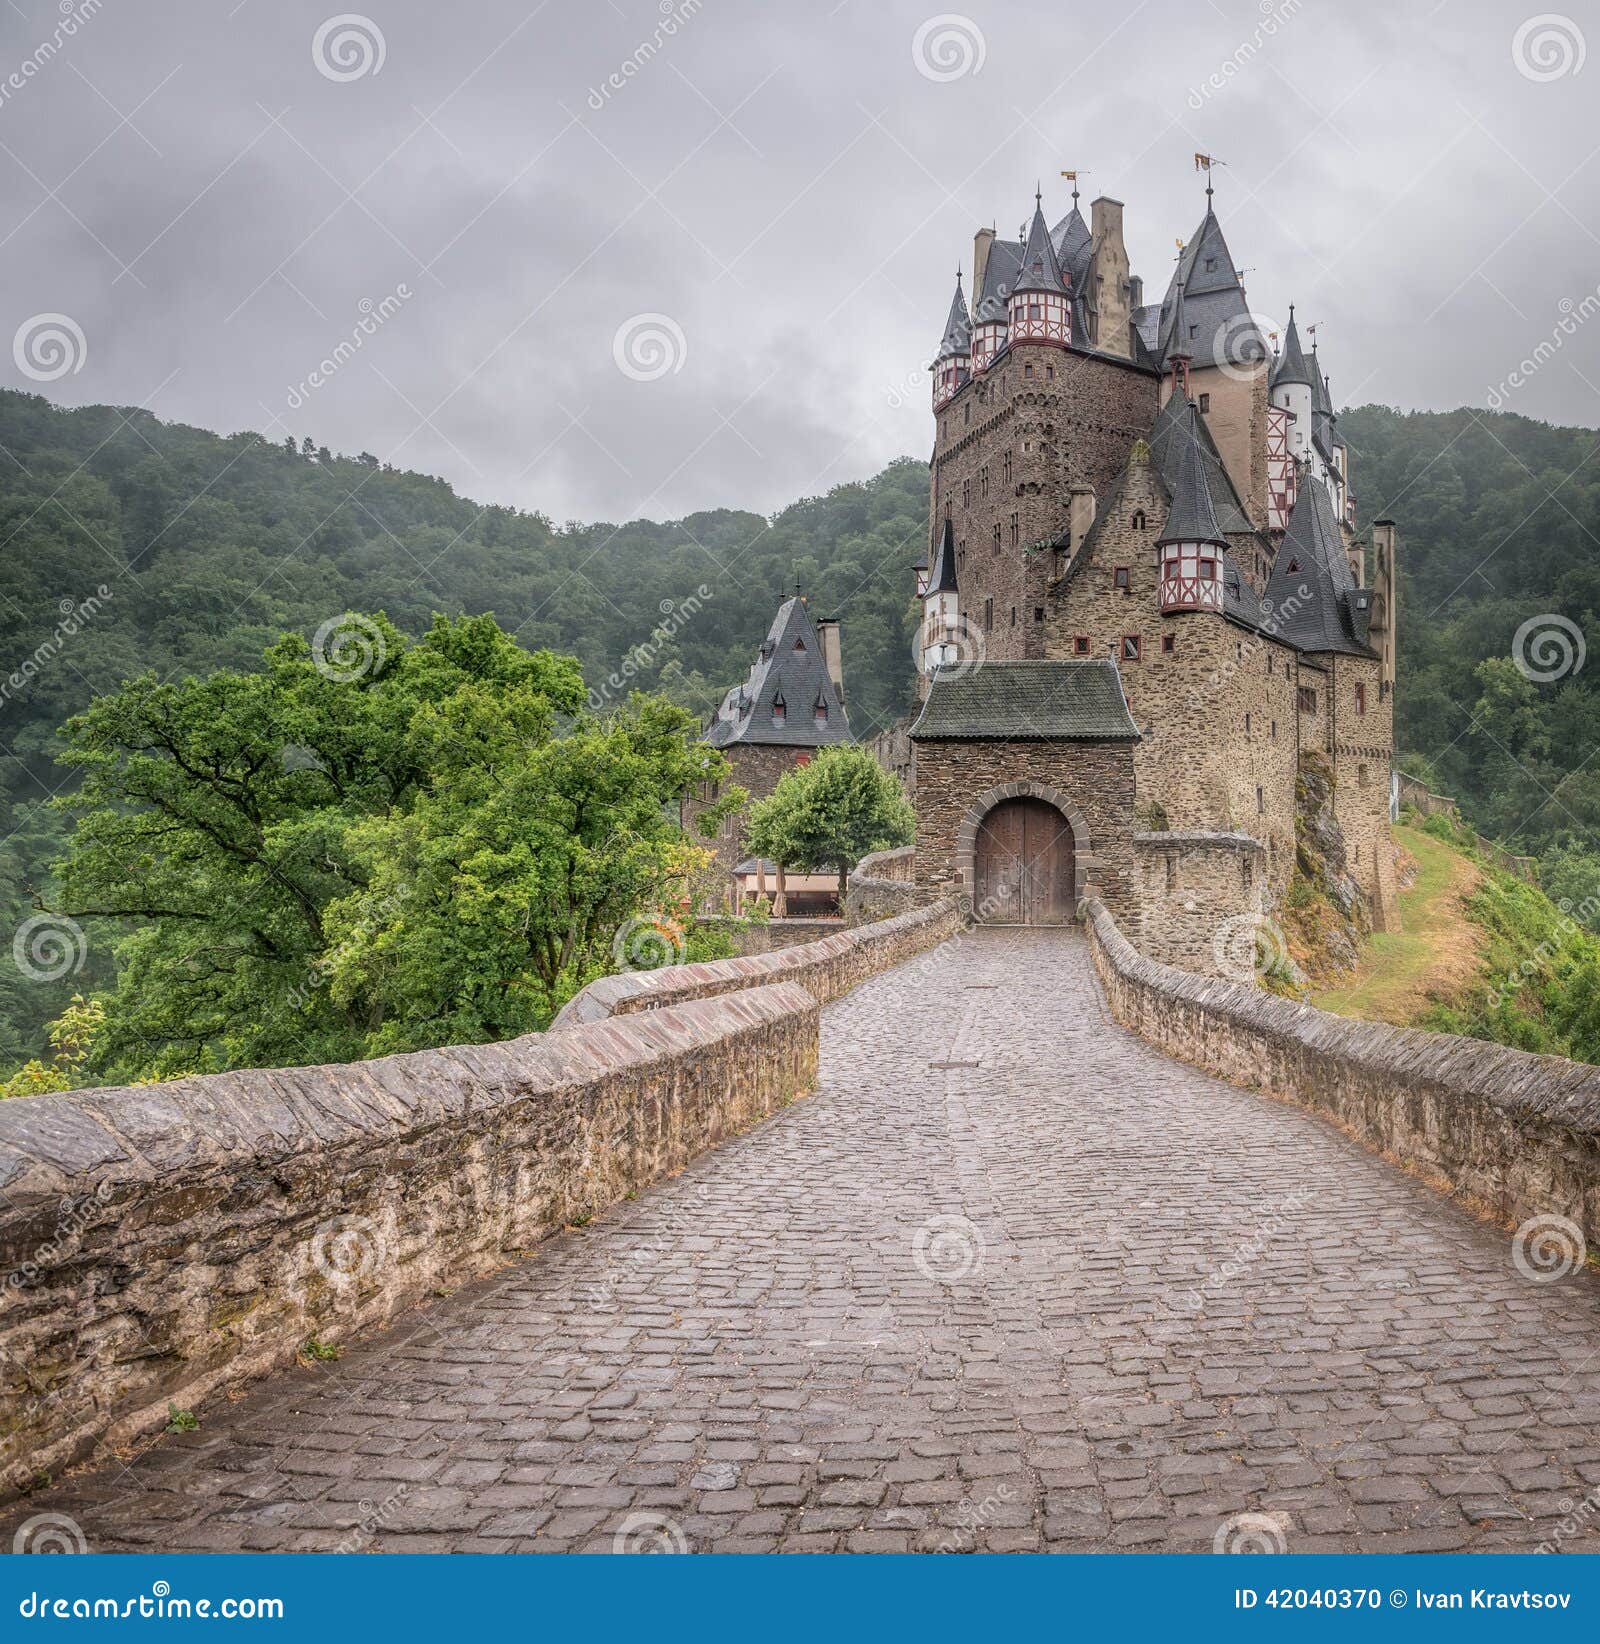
[2,390,1599,1069]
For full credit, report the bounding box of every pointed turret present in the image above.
[969,232,1020,372]
[1261,468,1372,656]
[1159,200,1264,372]
[1269,306,1313,391]
[1007,191,1072,347]
[920,519,963,678]
[1157,406,1227,612]
[932,271,971,410]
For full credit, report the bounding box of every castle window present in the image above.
[1256,785,1265,813]
[1024,362,1034,377]
[1132,509,1146,530]
[992,524,1001,551]
[984,597,994,630]
[945,500,952,520]
[1188,324,1197,339]
[1003,450,1012,481]
[1162,634,1175,655]
[1198,393,1210,413]
[771,695,786,726]
[1073,635,1090,655]
[962,479,971,508]
[1201,558,1217,582]
[1286,559,1299,574]
[1358,763,1370,788]
[815,696,829,728]
[1010,607,1017,627]
[1270,719,1277,739]
[1009,513,1019,546]
[1114,566,1130,591]
[1355,682,1367,715]
[793,639,806,653]
[1034,606,1044,622]
[1297,685,1316,714]
[1245,712,1252,735]
[1204,257,1216,273]
[981,465,989,498]
[1121,634,1141,662]
[1045,364,1054,381]
[1028,304,1041,320]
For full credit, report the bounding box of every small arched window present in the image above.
[771,694,786,726]
[1132,509,1147,530]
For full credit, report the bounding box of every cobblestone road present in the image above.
[23,929,1600,1553]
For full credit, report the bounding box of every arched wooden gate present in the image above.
[972,797,1075,925]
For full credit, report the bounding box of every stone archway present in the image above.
[956,781,1094,922]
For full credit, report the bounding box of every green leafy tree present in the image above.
[744,745,914,903]
[39,614,733,1080]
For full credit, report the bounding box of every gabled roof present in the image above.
[910,660,1139,742]
[1051,205,1091,271]
[1147,393,1254,535]
[1269,309,1314,390]
[928,517,959,593]
[935,274,971,360]
[1157,205,1266,372]
[1260,473,1372,657]
[1012,199,1069,296]
[1158,410,1227,545]
[706,596,854,749]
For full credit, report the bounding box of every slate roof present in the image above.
[1013,199,1069,295]
[910,660,1140,742]
[1148,393,1254,535]
[1260,474,1372,657]
[1158,417,1227,544]
[928,517,959,593]
[935,274,971,360]
[1156,205,1267,373]
[705,596,854,749]
[1269,309,1314,390]
[973,237,1022,327]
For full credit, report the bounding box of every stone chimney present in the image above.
[1088,197,1131,359]
[1068,485,1097,554]
[972,227,995,312]
[815,617,845,707]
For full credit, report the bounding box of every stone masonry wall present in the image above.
[1126,831,1268,974]
[552,899,962,1029]
[1086,899,1600,1246]
[911,738,1138,921]
[0,985,819,1499]
[930,345,1157,660]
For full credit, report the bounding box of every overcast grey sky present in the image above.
[1,0,1595,523]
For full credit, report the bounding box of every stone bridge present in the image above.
[9,925,1600,1554]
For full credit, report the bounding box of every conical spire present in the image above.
[935,270,971,360]
[1271,306,1313,390]
[1163,277,1192,362]
[1158,408,1226,545]
[928,517,959,594]
[1013,196,1068,294]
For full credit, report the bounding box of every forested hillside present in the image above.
[0,390,926,1066]
[4,390,1600,1068]
[1343,405,1600,863]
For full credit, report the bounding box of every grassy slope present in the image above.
[1312,826,1483,1025]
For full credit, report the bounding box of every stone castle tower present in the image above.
[911,172,1399,938]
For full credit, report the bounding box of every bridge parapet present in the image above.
[553,896,960,1027]
[0,983,817,1503]
[1085,898,1600,1250]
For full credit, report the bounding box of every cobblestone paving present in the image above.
[24,929,1600,1553]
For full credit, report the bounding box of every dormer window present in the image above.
[814,695,829,728]
[771,695,786,726]
[792,639,805,653]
